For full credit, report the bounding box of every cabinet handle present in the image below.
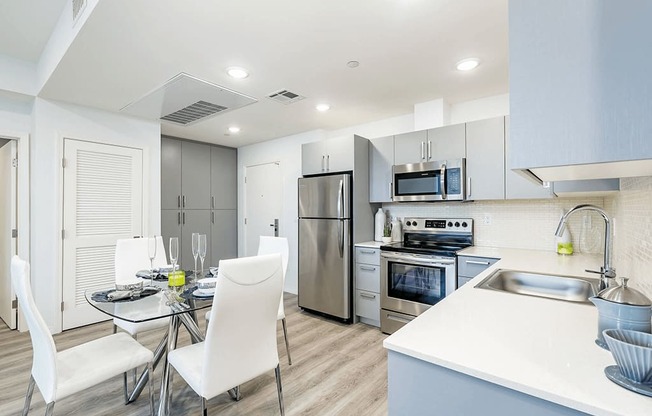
[389,182,392,199]
[467,177,472,198]
[211,196,214,209]
[211,212,214,224]
[427,140,432,159]
[360,292,376,300]
[177,195,181,208]
[322,155,325,171]
[359,249,375,254]
[420,142,425,160]
[177,212,181,225]
[327,154,330,171]
[466,260,491,265]
[182,195,186,208]
[359,266,376,271]
[182,212,185,225]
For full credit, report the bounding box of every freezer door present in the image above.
[298,218,351,319]
[298,174,351,219]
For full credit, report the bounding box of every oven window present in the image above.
[387,262,446,305]
[396,172,439,195]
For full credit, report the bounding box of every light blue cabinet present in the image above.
[510,0,652,178]
[369,135,394,203]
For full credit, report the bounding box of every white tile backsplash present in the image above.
[607,176,652,298]
[383,197,607,254]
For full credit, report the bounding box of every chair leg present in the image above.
[200,397,207,416]
[275,364,285,416]
[123,371,130,404]
[44,402,55,416]
[281,318,292,365]
[22,376,35,416]
[147,362,155,416]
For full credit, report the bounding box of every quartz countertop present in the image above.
[354,241,386,249]
[383,247,651,416]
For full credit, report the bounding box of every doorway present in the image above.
[244,162,282,256]
[0,139,17,329]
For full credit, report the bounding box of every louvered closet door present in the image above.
[62,139,143,330]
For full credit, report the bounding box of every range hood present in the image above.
[517,159,652,183]
[120,73,257,126]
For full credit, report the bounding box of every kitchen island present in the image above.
[383,248,651,415]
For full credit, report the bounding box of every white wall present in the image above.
[31,98,160,333]
[449,93,510,124]
[0,95,32,132]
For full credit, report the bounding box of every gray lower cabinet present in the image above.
[355,246,381,327]
[457,255,499,288]
[180,210,211,272]
[369,135,394,203]
[211,210,237,266]
[161,209,181,264]
[181,141,211,210]
[466,117,505,201]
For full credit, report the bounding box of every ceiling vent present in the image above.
[120,73,258,126]
[72,0,87,23]
[267,89,306,105]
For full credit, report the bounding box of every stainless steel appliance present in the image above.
[380,218,473,334]
[298,174,352,321]
[392,159,466,202]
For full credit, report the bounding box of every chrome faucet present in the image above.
[555,204,615,291]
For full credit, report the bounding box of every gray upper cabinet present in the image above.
[210,146,237,209]
[466,117,505,201]
[369,135,394,203]
[161,138,182,209]
[509,1,652,180]
[181,141,211,209]
[426,124,465,161]
[302,136,356,175]
[393,130,428,165]
[504,117,553,200]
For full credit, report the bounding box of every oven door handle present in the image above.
[381,253,454,266]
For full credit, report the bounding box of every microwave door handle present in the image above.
[440,163,447,200]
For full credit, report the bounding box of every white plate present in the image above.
[193,289,214,298]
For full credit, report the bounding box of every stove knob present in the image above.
[454,221,460,227]
[406,221,412,226]
[447,221,453,227]
[462,221,468,228]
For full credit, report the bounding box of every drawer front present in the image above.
[356,263,380,292]
[355,247,380,266]
[380,309,415,335]
[356,290,380,322]
[458,256,499,278]
[457,276,474,289]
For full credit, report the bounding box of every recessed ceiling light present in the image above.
[456,58,480,71]
[347,60,360,68]
[226,67,249,79]
[228,126,241,133]
[316,104,330,112]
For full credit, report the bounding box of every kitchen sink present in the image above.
[475,269,599,304]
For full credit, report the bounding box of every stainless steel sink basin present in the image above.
[475,269,599,304]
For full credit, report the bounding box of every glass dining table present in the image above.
[85,279,234,416]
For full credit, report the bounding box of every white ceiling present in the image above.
[4,0,509,147]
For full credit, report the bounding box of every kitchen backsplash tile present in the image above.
[383,197,607,254]
[607,176,652,298]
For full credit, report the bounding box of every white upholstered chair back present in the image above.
[11,256,58,403]
[115,236,167,283]
[257,236,289,319]
[202,253,283,398]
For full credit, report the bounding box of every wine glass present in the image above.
[198,234,207,278]
[192,232,200,279]
[169,237,179,273]
[147,236,157,286]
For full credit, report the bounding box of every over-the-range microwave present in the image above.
[392,159,466,202]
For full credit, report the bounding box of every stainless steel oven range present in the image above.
[380,218,473,334]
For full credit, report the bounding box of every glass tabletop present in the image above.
[85,280,214,323]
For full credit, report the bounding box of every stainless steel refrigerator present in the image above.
[298,174,352,321]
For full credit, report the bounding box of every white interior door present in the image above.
[245,162,282,256]
[0,140,17,329]
[62,139,143,330]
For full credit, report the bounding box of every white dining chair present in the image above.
[257,236,292,365]
[11,256,155,416]
[168,253,285,415]
[205,236,292,365]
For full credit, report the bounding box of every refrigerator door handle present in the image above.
[338,219,344,258]
[337,179,344,219]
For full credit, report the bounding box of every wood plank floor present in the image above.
[0,293,388,416]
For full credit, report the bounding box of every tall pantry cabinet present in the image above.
[161,136,237,271]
